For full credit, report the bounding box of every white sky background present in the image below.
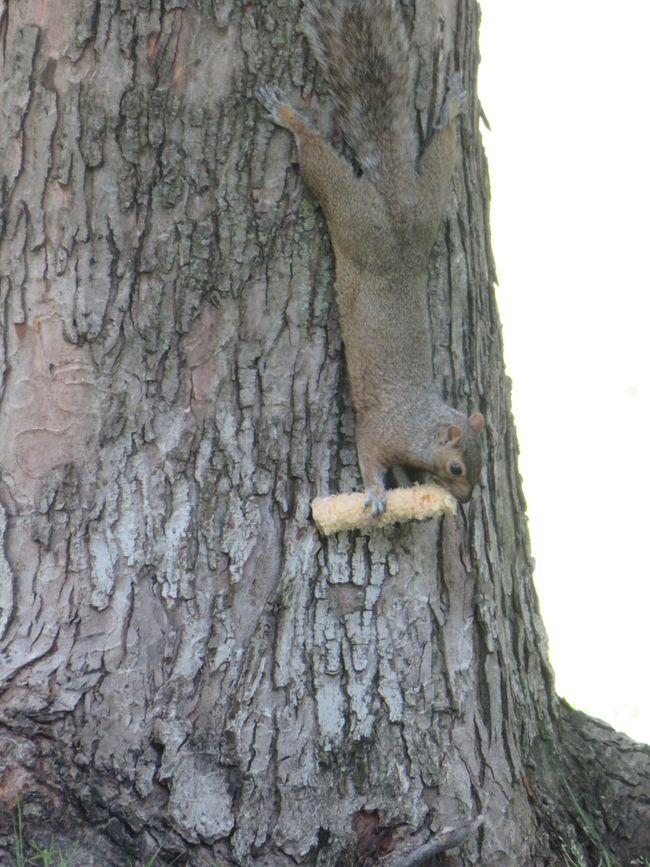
[478,2,650,743]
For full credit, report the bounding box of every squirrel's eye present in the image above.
[449,463,463,477]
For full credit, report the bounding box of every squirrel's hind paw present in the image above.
[257,85,315,136]
[257,85,285,117]
[436,72,467,128]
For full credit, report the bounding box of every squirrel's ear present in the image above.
[469,412,485,434]
[434,425,456,446]
[435,425,463,446]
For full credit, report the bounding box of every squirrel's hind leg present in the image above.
[416,74,465,227]
[258,83,377,244]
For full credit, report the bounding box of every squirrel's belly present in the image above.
[340,292,432,372]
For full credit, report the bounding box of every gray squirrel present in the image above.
[260,0,485,515]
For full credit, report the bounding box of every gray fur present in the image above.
[260,2,484,514]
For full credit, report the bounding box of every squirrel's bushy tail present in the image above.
[304,0,417,183]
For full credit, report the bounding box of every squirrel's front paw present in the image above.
[364,485,387,517]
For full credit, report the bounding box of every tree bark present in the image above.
[0,1,648,866]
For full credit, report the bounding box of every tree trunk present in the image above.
[0,1,648,866]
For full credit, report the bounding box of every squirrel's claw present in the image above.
[257,84,284,117]
[436,72,467,128]
[364,485,387,517]
[257,85,315,136]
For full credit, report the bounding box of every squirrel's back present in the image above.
[304,0,418,186]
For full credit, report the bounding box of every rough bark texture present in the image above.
[0,1,649,866]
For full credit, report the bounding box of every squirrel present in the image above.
[259,0,485,515]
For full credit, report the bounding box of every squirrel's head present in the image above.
[432,412,485,502]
